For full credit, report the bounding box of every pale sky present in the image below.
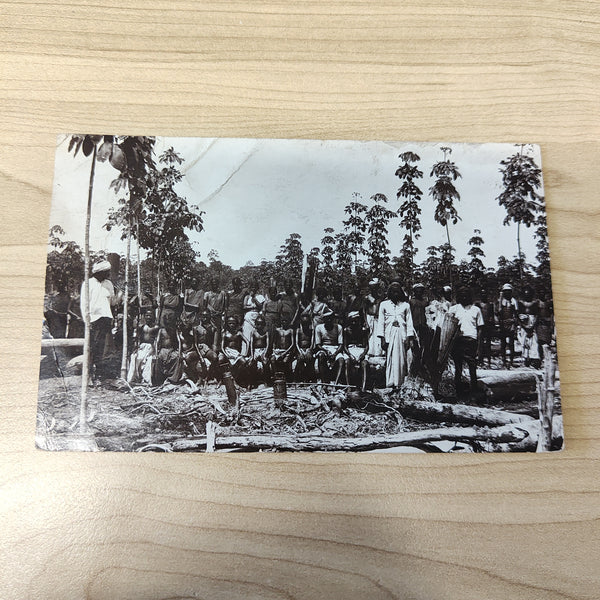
[49,137,544,270]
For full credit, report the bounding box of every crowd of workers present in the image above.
[42,259,555,397]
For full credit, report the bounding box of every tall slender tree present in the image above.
[275,233,304,287]
[365,193,396,278]
[534,209,551,291]
[320,227,336,287]
[342,192,368,271]
[497,144,543,280]
[467,228,486,287]
[396,151,423,274]
[103,136,156,378]
[429,146,461,283]
[65,134,116,433]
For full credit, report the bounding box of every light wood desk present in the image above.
[1,2,598,598]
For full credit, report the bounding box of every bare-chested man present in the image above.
[220,316,248,383]
[498,283,518,368]
[249,314,271,384]
[154,323,184,386]
[127,308,159,384]
[344,310,370,391]
[314,312,346,384]
[270,314,295,379]
[205,278,227,350]
[294,313,315,382]
[191,310,219,382]
[517,286,541,368]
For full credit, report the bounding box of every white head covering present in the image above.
[92,260,111,274]
[502,283,513,291]
[443,285,452,293]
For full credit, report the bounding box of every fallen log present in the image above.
[41,338,85,349]
[486,415,564,452]
[397,398,535,427]
[170,422,531,452]
[476,368,539,401]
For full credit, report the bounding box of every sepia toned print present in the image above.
[37,137,562,452]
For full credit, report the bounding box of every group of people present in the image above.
[42,259,555,397]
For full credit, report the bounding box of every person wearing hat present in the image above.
[376,282,415,388]
[498,283,518,368]
[81,259,118,382]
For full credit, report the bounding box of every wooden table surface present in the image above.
[1,2,599,598]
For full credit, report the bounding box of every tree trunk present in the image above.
[396,398,535,428]
[120,221,131,379]
[517,221,523,280]
[537,345,556,451]
[136,219,142,305]
[80,143,97,434]
[168,422,530,452]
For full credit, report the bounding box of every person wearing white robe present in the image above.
[376,282,415,388]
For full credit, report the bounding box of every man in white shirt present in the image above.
[81,260,117,381]
[449,287,484,396]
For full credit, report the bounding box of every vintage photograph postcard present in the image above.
[37,136,562,452]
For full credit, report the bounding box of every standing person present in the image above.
[205,278,227,350]
[376,282,415,388]
[517,286,541,368]
[329,289,347,326]
[262,286,282,339]
[302,287,331,331]
[241,282,265,355]
[226,277,247,325]
[180,278,204,329]
[280,281,299,325]
[81,260,119,383]
[364,278,383,357]
[409,283,429,371]
[498,283,519,368]
[476,289,496,368]
[158,283,182,332]
[449,287,484,397]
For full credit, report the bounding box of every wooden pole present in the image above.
[206,421,216,453]
[80,143,97,435]
[536,344,556,452]
[120,222,131,379]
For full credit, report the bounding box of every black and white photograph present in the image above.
[37,136,563,452]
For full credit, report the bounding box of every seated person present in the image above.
[344,310,370,391]
[294,313,315,382]
[192,310,219,382]
[153,325,184,386]
[220,316,248,382]
[127,308,159,384]
[249,315,271,384]
[270,314,295,380]
[314,312,347,384]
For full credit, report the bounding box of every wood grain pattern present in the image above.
[1,1,599,598]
